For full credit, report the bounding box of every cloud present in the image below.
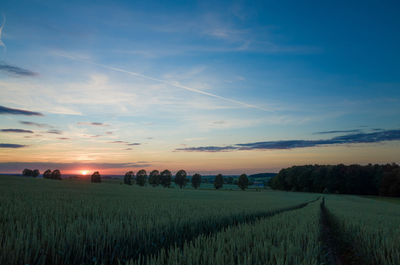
[77,122,109,126]
[1,128,33,133]
[110,141,141,146]
[0,143,27,148]
[0,62,38,77]
[110,140,127,144]
[176,145,237,152]
[0,105,43,116]
[47,129,63,135]
[177,129,400,152]
[19,121,51,128]
[313,129,362,135]
[57,137,70,140]
[56,52,270,112]
[0,162,151,172]
[0,15,5,49]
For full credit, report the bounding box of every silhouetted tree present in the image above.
[43,169,52,179]
[32,169,40,178]
[214,174,223,190]
[270,164,400,197]
[136,169,147,186]
[238,174,249,190]
[191,173,202,189]
[160,170,172,187]
[51,169,61,180]
[91,171,101,183]
[149,170,160,187]
[175,170,187,188]
[22,168,33,177]
[124,171,133,185]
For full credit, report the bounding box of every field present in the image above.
[1,175,399,265]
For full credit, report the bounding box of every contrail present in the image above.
[0,14,6,49]
[57,52,271,112]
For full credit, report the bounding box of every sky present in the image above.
[0,0,400,175]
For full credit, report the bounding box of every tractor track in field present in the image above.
[133,196,321,265]
[319,198,361,265]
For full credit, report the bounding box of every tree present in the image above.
[238,174,249,190]
[214,174,224,190]
[91,171,101,183]
[32,169,40,178]
[124,171,134,185]
[191,173,202,189]
[43,169,52,179]
[136,169,147,186]
[175,170,187,188]
[51,169,61,180]
[160,170,172,188]
[22,168,33,177]
[149,170,160,187]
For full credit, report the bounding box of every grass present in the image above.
[363,195,400,205]
[0,175,315,265]
[1,175,399,265]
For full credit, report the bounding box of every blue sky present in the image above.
[0,0,399,174]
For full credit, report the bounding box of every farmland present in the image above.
[1,175,399,265]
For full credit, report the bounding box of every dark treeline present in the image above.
[270,163,400,197]
[121,169,250,190]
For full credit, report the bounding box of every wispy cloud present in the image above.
[313,129,362,135]
[19,121,51,128]
[47,129,63,135]
[110,140,141,146]
[57,137,70,140]
[177,129,400,152]
[0,105,43,116]
[1,129,33,133]
[0,14,5,49]
[77,122,109,126]
[0,143,27,148]
[56,52,271,112]
[0,62,38,77]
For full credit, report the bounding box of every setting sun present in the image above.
[81,170,88,176]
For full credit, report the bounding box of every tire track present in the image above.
[131,197,320,265]
[319,197,361,265]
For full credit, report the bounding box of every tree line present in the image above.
[22,168,61,180]
[94,170,251,190]
[21,168,252,190]
[269,163,400,197]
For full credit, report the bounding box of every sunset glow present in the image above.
[81,170,88,176]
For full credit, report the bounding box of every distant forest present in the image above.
[270,164,400,197]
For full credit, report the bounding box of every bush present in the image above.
[91,171,101,183]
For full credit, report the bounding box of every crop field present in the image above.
[1,175,399,265]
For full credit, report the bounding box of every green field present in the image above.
[1,175,399,265]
